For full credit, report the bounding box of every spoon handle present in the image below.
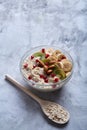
[5,74,42,104]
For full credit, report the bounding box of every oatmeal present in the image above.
[21,48,72,85]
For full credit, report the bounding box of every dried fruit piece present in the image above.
[40,74,44,79]
[31,55,34,59]
[33,65,36,69]
[28,75,32,80]
[44,78,48,83]
[41,48,45,53]
[36,59,39,63]
[54,77,59,82]
[61,55,66,60]
[23,63,28,69]
[45,54,50,58]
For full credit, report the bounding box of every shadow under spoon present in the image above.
[5,74,70,125]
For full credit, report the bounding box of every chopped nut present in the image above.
[49,60,56,64]
[44,65,48,71]
[47,69,53,74]
[48,64,55,69]
[38,59,45,67]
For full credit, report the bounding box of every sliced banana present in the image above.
[52,50,62,56]
[57,53,66,61]
[47,55,57,62]
[57,62,64,69]
[61,59,72,72]
[66,72,71,77]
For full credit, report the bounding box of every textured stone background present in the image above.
[0,0,87,130]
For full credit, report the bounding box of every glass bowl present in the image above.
[20,45,74,92]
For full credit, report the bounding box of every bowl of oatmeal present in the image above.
[20,45,73,92]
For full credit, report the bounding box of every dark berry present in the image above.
[51,73,56,77]
[28,75,32,80]
[45,78,48,83]
[40,74,44,78]
[23,63,28,69]
[45,54,50,58]
[42,48,45,53]
[54,78,59,82]
[31,55,34,59]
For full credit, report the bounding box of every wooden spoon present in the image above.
[5,74,70,124]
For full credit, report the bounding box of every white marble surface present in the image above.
[0,0,87,130]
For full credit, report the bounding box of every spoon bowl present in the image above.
[41,100,70,124]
